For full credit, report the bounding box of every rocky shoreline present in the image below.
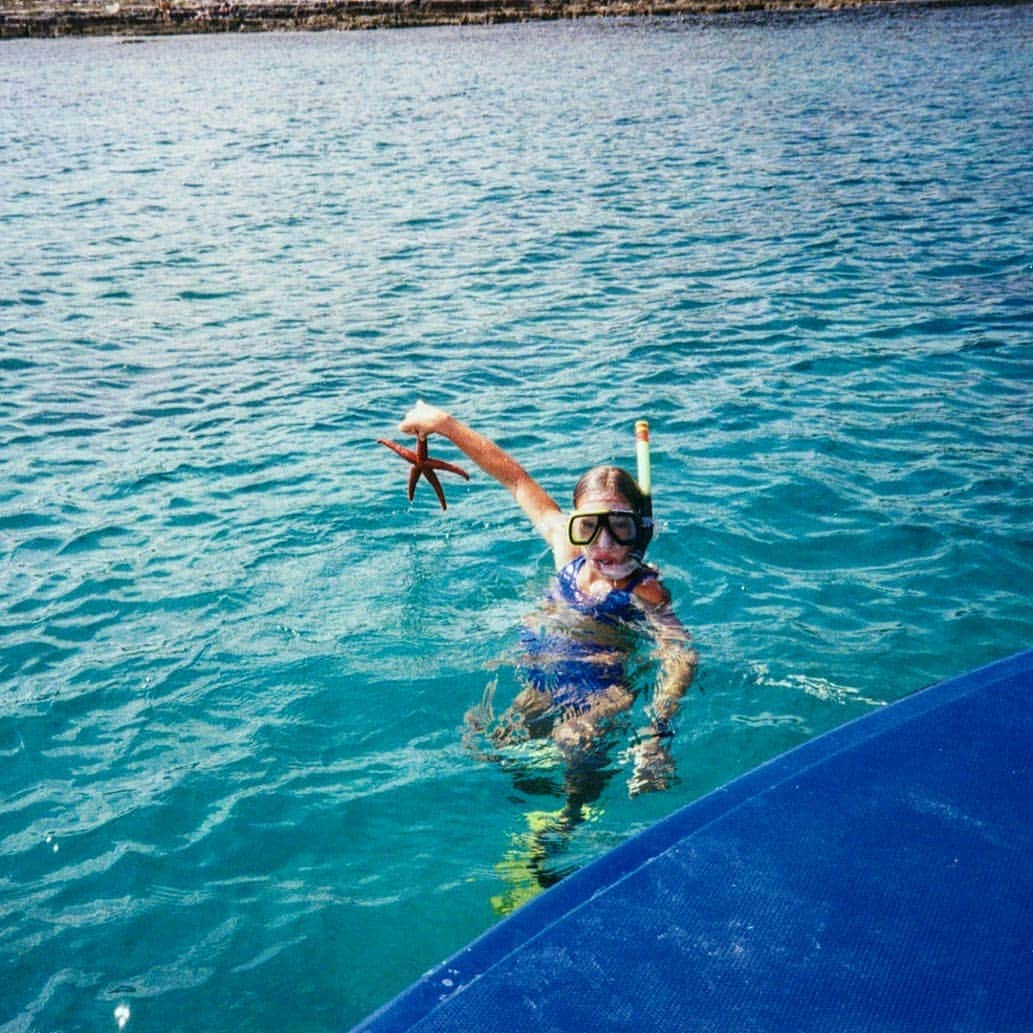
[0,0,1010,39]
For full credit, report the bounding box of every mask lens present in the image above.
[569,514,601,546]
[606,513,638,545]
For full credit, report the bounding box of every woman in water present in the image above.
[397,401,697,800]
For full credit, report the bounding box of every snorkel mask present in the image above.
[568,510,642,548]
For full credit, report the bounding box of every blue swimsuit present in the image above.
[519,556,659,711]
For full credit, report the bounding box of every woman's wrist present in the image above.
[436,412,458,438]
[640,717,673,741]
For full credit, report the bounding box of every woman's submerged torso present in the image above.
[518,557,658,711]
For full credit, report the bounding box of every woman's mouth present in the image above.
[592,555,639,579]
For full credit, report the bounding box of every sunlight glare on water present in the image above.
[1,5,1031,1030]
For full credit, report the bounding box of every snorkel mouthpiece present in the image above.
[634,419,654,558]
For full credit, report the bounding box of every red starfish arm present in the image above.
[423,467,449,510]
[424,456,471,480]
[378,439,419,464]
[378,435,466,508]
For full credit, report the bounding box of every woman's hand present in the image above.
[628,733,677,796]
[400,400,448,439]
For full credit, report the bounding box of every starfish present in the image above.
[377,434,470,510]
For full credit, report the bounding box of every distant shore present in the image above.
[0,0,1016,39]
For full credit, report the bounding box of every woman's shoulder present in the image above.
[631,565,670,608]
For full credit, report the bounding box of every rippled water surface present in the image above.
[2,5,1031,1030]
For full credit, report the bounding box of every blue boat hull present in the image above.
[352,650,1033,1032]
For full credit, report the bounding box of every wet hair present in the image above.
[572,466,647,516]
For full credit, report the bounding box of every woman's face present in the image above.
[572,491,640,581]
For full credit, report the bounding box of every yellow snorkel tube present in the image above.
[634,419,654,557]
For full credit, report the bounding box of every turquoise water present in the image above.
[2,5,1031,1029]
